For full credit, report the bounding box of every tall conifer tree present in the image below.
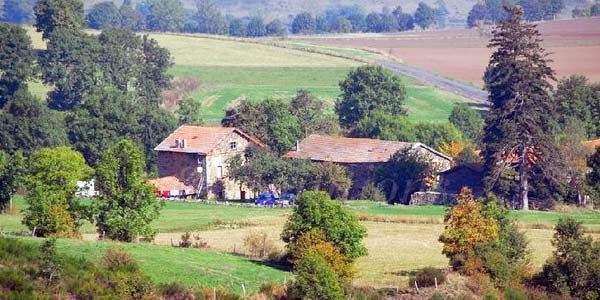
[482,6,556,210]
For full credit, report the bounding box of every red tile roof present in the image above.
[154,125,264,154]
[285,135,451,163]
[147,176,194,192]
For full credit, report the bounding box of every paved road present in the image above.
[377,60,490,107]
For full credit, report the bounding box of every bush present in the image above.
[287,253,344,300]
[408,267,446,288]
[178,232,209,249]
[102,247,140,273]
[282,191,367,260]
[159,282,195,300]
[359,182,386,202]
[504,287,528,300]
[352,287,386,300]
[257,282,287,300]
[243,231,275,258]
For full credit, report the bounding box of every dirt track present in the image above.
[377,59,490,106]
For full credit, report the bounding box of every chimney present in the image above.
[296,140,300,152]
[175,139,180,148]
[181,139,187,148]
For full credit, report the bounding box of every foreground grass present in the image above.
[19,237,288,294]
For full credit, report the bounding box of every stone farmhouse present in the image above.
[152,125,264,200]
[286,135,452,198]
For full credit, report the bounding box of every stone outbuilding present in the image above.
[153,125,264,200]
[286,135,452,198]
[437,163,485,198]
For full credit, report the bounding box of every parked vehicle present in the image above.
[255,192,276,206]
[276,192,295,206]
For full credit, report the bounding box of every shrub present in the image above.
[408,267,446,288]
[359,182,386,202]
[466,273,496,297]
[179,232,193,248]
[282,191,367,260]
[352,287,385,300]
[244,231,275,258]
[102,247,139,273]
[439,187,498,273]
[287,253,344,300]
[257,282,287,300]
[504,287,528,300]
[159,282,195,300]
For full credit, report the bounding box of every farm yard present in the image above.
[299,17,600,87]
[3,197,600,292]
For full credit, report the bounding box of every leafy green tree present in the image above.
[34,0,85,39]
[290,90,339,136]
[291,12,315,34]
[97,28,143,91]
[1,0,35,23]
[147,0,184,32]
[414,122,463,150]
[485,0,511,23]
[555,75,599,138]
[194,0,228,34]
[222,98,302,154]
[394,7,415,31]
[592,3,600,16]
[380,13,397,32]
[228,18,246,37]
[23,147,93,238]
[87,1,121,29]
[139,107,178,172]
[0,90,68,154]
[66,87,142,166]
[246,16,266,37]
[482,7,556,210]
[136,35,173,108]
[265,19,286,36]
[456,146,480,164]
[375,148,433,203]
[0,23,36,107]
[94,139,164,242]
[176,98,204,126]
[540,218,600,299]
[39,28,102,110]
[336,65,406,130]
[282,191,368,260]
[449,103,482,142]
[0,151,25,213]
[414,2,436,29]
[353,111,416,141]
[365,12,382,32]
[467,3,488,28]
[331,16,352,33]
[119,0,146,31]
[287,252,344,300]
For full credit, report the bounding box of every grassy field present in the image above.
[19,237,289,294]
[4,196,600,290]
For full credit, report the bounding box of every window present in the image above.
[217,166,223,178]
[229,141,237,151]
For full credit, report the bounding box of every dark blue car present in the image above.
[255,192,276,206]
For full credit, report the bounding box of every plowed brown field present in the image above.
[301,17,600,86]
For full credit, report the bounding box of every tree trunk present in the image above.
[401,180,414,205]
[519,146,529,210]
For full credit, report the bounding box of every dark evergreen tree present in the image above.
[482,7,556,210]
[86,1,121,29]
[0,23,35,108]
[34,0,85,39]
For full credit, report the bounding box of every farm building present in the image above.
[437,163,485,198]
[153,125,264,200]
[286,135,452,198]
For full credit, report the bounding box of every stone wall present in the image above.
[157,151,204,193]
[345,163,381,199]
[409,192,456,206]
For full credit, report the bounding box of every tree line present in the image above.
[467,0,565,28]
[0,0,449,37]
